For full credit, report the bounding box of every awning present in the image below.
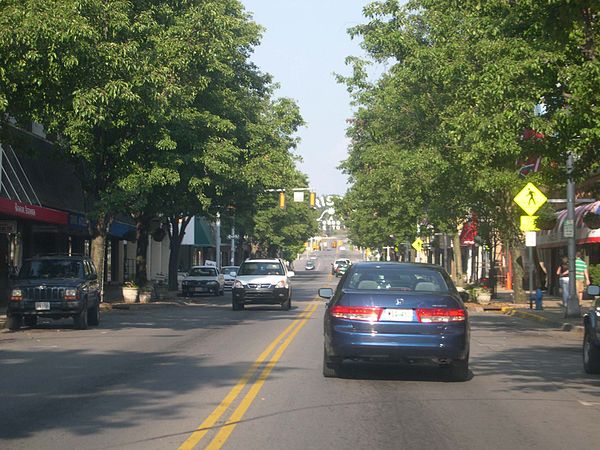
[0,197,68,225]
[537,201,600,248]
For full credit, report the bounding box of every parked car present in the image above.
[222,265,239,290]
[6,255,101,330]
[305,260,316,270]
[583,284,600,374]
[319,262,470,381]
[181,266,225,297]
[232,258,294,310]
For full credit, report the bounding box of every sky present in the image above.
[241,0,375,196]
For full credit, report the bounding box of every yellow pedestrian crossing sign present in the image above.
[514,182,547,216]
[412,237,423,252]
[520,215,540,232]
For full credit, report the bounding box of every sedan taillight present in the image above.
[330,305,383,322]
[416,308,465,323]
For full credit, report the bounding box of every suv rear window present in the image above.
[19,259,84,279]
[238,262,284,276]
[189,267,217,277]
[344,266,450,292]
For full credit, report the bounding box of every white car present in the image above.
[181,266,225,297]
[222,265,239,290]
[232,259,295,310]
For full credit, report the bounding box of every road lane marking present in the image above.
[205,302,319,449]
[178,302,319,450]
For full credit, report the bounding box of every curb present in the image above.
[500,306,584,333]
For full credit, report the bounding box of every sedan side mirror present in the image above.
[588,285,600,296]
[319,288,334,299]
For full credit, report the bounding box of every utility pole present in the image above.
[565,152,579,317]
[215,212,221,270]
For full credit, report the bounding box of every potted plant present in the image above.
[476,288,492,304]
[138,283,154,303]
[122,281,139,303]
[535,204,557,230]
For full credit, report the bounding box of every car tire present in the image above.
[213,287,220,297]
[323,347,341,378]
[23,316,38,327]
[443,355,469,382]
[281,297,291,311]
[6,315,22,331]
[88,303,100,326]
[583,327,600,374]
[73,305,88,330]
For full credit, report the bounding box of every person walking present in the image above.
[575,251,591,304]
[556,256,569,307]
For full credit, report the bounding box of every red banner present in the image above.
[0,197,68,225]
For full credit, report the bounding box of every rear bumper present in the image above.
[8,300,84,317]
[233,287,290,304]
[326,324,469,362]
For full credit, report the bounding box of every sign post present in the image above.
[514,182,547,309]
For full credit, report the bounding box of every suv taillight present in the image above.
[10,289,23,302]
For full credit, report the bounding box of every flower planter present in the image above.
[138,290,153,303]
[583,212,600,229]
[477,291,491,304]
[122,286,139,303]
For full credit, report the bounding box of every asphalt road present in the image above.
[2,249,600,449]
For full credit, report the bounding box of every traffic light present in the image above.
[279,191,286,209]
[309,191,316,208]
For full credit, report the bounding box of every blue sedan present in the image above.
[319,262,470,381]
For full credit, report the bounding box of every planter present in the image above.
[138,289,153,303]
[583,212,600,229]
[122,286,139,303]
[477,291,492,304]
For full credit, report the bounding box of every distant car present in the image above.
[232,258,294,310]
[583,284,600,374]
[222,265,239,290]
[182,266,225,297]
[305,260,316,270]
[7,255,101,330]
[334,261,349,277]
[331,258,351,275]
[319,262,470,381]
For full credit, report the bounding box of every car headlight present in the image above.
[233,280,244,289]
[64,288,78,300]
[10,289,22,301]
[275,280,288,289]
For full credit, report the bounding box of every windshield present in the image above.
[189,267,217,277]
[238,262,284,276]
[19,260,84,279]
[343,266,451,293]
[223,267,239,275]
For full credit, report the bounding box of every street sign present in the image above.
[563,219,574,237]
[514,182,547,216]
[412,237,423,252]
[227,234,239,240]
[525,231,536,247]
[520,215,540,232]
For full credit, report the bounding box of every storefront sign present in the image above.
[0,220,17,233]
[0,197,68,225]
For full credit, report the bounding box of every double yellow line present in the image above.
[179,301,319,450]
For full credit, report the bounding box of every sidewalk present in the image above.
[475,288,593,333]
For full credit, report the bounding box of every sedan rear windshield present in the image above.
[189,267,217,277]
[343,266,450,293]
[238,262,284,276]
[19,260,84,279]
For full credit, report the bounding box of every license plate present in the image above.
[194,287,207,292]
[35,302,50,311]
[380,308,414,322]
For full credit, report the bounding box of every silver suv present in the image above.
[232,259,295,310]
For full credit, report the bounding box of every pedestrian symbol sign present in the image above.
[412,238,423,252]
[514,182,547,216]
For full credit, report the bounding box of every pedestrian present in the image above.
[575,251,591,304]
[556,256,569,307]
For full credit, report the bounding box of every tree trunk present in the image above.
[90,216,109,302]
[134,214,152,286]
[167,216,191,291]
[510,244,526,303]
[452,233,464,287]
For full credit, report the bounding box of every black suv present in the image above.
[583,284,600,373]
[6,255,101,330]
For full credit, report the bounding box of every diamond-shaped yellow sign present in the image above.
[412,237,423,252]
[520,215,540,232]
[514,182,547,216]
